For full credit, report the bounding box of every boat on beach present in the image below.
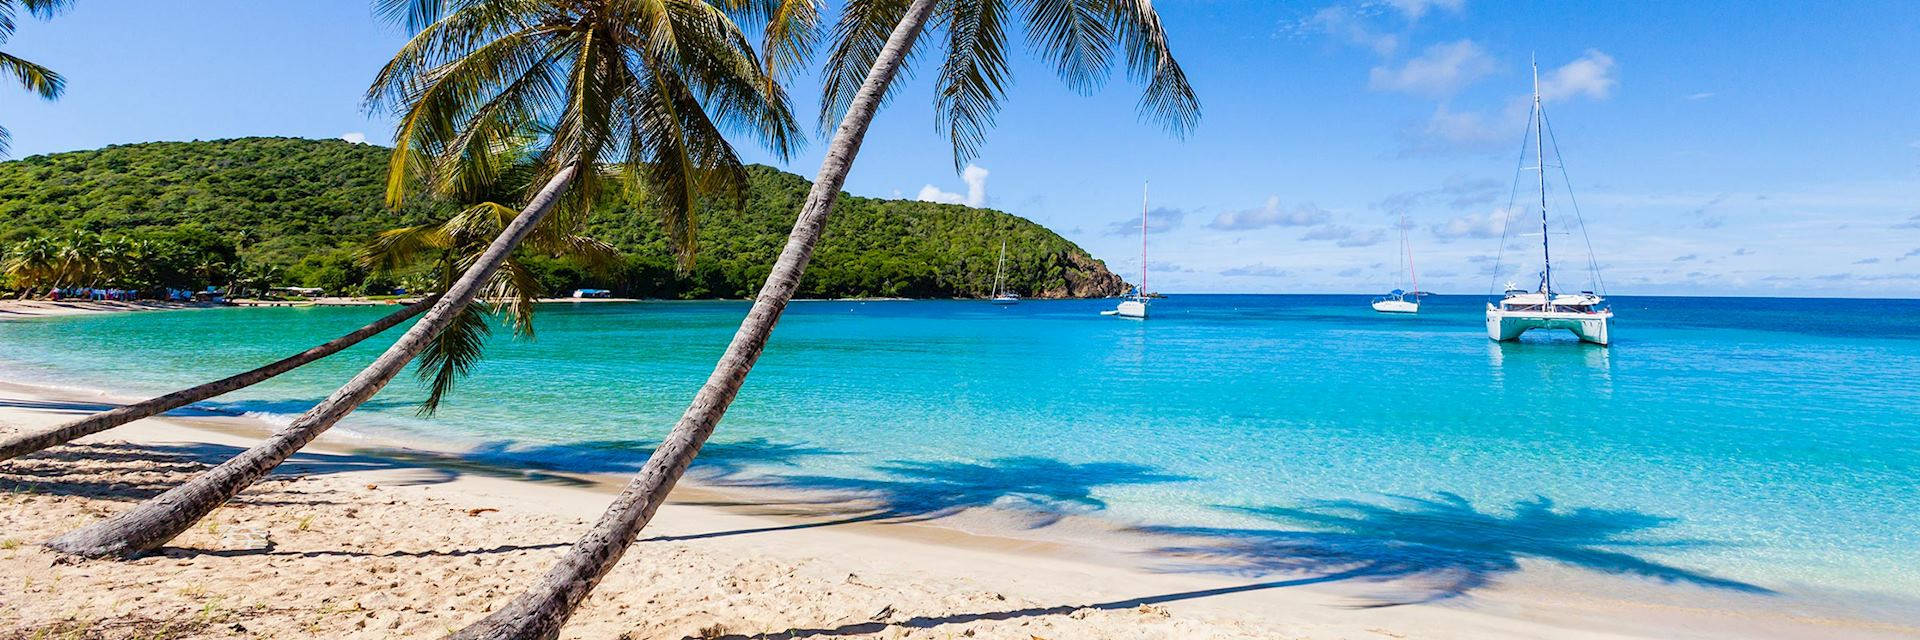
[1486,60,1612,345]
[1104,183,1152,319]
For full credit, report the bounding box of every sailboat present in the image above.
[1486,59,1612,345]
[989,239,1020,304]
[1103,182,1151,318]
[1371,212,1420,313]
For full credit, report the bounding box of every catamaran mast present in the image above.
[1533,57,1553,300]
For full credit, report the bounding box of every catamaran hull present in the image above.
[1114,299,1148,318]
[1371,299,1418,314]
[989,297,1020,305]
[1486,306,1611,345]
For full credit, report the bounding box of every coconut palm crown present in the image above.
[0,0,71,155]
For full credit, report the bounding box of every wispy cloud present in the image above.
[1106,207,1187,236]
[1431,206,1514,239]
[340,132,368,145]
[1538,50,1618,101]
[1673,254,1698,262]
[1207,197,1331,230]
[1368,39,1495,96]
[1893,214,1920,229]
[1302,225,1389,247]
[1303,5,1400,56]
[1898,248,1920,262]
[1376,175,1503,212]
[1854,257,1881,265]
[1220,263,1292,278]
[1381,0,1465,21]
[916,164,989,207]
[1686,92,1715,100]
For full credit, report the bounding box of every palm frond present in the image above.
[935,0,1010,169]
[1017,0,1111,93]
[0,50,64,99]
[818,0,917,133]
[413,298,492,415]
[1100,0,1199,136]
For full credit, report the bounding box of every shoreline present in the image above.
[2,378,1912,638]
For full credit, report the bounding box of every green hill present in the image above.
[0,138,1124,299]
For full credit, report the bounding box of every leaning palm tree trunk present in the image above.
[0,295,438,462]
[44,165,578,558]
[447,2,940,638]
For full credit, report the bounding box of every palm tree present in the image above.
[361,181,622,414]
[0,0,70,157]
[2,235,59,297]
[43,0,799,558]
[450,1,1198,637]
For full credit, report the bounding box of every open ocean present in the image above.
[3,295,1917,613]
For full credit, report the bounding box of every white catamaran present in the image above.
[989,239,1020,305]
[1486,59,1612,345]
[1371,212,1420,313]
[1104,182,1151,319]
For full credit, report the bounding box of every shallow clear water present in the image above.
[3,295,1917,606]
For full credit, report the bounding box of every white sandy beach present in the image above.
[2,372,1912,639]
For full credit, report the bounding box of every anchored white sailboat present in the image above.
[1103,182,1151,319]
[1371,212,1420,313]
[989,239,1020,305]
[1486,59,1612,345]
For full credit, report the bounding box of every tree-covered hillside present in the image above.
[0,138,1124,299]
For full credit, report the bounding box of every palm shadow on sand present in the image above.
[656,456,1192,540]
[713,491,1774,639]
[1136,491,1773,608]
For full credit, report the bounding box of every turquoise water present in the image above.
[3,296,1917,609]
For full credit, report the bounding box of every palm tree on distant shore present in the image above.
[43,0,800,559]
[450,1,1199,637]
[0,0,71,156]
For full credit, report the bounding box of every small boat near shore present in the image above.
[1486,60,1612,345]
[1105,183,1152,319]
[989,239,1020,305]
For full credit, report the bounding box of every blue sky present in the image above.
[3,0,1917,297]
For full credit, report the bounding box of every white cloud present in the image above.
[1686,92,1715,101]
[1106,207,1187,236]
[340,132,368,145]
[1220,263,1292,278]
[916,164,989,207]
[1432,206,1515,239]
[1382,0,1465,21]
[1305,6,1399,57]
[1207,197,1331,230]
[1539,50,1618,102]
[1302,225,1389,247]
[1368,40,1495,96]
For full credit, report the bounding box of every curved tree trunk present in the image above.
[43,165,579,559]
[446,2,941,638]
[0,295,439,462]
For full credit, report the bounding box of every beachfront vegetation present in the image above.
[0,138,1121,299]
[464,1,1198,638]
[0,0,72,157]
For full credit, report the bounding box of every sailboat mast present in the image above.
[993,239,1007,296]
[1140,181,1149,296]
[1533,57,1552,299]
[1405,215,1418,297]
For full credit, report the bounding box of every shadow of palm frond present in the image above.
[661,456,1191,540]
[1137,492,1772,608]
[453,437,846,480]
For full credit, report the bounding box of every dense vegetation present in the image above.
[0,138,1123,299]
